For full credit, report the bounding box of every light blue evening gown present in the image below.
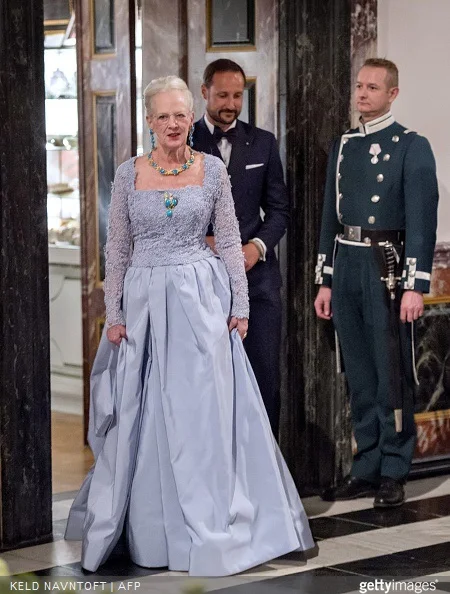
[65,154,314,576]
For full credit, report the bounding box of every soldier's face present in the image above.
[355,67,398,121]
[201,71,245,128]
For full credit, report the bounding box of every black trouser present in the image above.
[244,290,282,440]
[332,243,416,482]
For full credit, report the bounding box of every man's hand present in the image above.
[242,243,260,272]
[314,286,332,320]
[400,290,424,323]
[228,316,248,340]
[107,324,127,346]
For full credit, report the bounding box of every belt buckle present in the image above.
[347,225,361,242]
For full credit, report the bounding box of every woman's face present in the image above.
[147,90,194,152]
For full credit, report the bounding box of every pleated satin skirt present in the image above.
[65,256,314,576]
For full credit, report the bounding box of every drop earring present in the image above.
[149,128,156,151]
[188,124,194,148]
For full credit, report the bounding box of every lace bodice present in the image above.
[103,153,249,326]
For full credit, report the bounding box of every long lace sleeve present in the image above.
[103,161,133,327]
[212,162,249,319]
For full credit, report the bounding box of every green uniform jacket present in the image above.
[316,112,439,293]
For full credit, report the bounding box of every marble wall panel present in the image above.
[208,0,255,47]
[76,0,135,436]
[187,0,279,134]
[351,0,377,127]
[94,0,115,53]
[141,0,187,152]
[96,95,117,281]
[415,303,450,415]
[414,243,450,465]
[414,302,450,463]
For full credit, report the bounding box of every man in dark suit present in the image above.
[193,59,290,439]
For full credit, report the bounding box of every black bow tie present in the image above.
[212,126,237,144]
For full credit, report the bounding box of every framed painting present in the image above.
[206,0,256,51]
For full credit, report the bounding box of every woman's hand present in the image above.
[205,236,217,254]
[228,317,248,340]
[107,324,127,346]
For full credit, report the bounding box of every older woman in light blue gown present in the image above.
[65,75,314,576]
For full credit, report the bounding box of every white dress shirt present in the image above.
[203,114,236,167]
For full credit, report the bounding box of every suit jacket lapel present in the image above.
[194,118,224,162]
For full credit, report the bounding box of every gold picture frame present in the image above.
[206,0,256,52]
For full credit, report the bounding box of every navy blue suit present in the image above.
[193,117,290,437]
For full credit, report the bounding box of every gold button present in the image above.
[338,213,343,221]
[371,195,380,203]
[410,257,417,264]
[383,154,390,161]
[338,173,342,180]
[343,138,348,144]
[339,192,343,200]
[377,174,384,182]
[392,135,399,142]
[339,155,344,162]
[364,237,371,245]
[368,216,375,224]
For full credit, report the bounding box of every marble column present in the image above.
[351,0,378,126]
[278,0,354,494]
[0,0,52,549]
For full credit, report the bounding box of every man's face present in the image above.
[202,71,245,128]
[355,66,398,121]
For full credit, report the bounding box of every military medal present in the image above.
[369,143,381,164]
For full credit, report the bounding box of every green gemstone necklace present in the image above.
[147,148,195,176]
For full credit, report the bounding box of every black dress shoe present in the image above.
[321,475,377,501]
[374,477,405,508]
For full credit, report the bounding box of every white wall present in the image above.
[378,0,450,242]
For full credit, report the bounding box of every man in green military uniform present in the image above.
[314,58,439,507]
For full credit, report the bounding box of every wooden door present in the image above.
[75,0,136,439]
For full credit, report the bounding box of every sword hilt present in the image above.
[380,242,399,299]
